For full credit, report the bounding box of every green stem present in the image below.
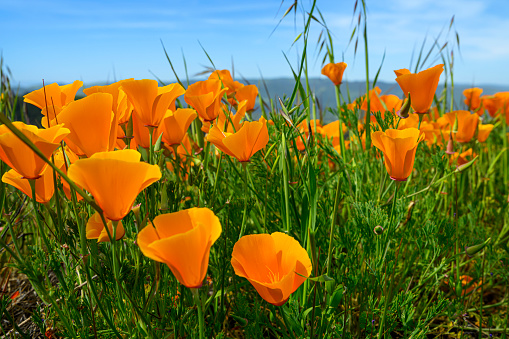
[281,133,291,234]
[238,162,249,240]
[192,288,205,339]
[29,179,51,250]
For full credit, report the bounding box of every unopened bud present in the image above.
[465,238,491,257]
[373,225,384,235]
[445,135,455,155]
[397,93,412,119]
[456,155,478,172]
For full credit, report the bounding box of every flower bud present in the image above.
[396,93,412,119]
[465,237,491,257]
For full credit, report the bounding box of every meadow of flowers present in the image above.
[0,2,508,338]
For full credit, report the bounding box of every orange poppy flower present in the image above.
[233,85,258,111]
[207,120,269,162]
[477,124,494,142]
[463,88,483,112]
[481,95,501,117]
[204,101,247,134]
[395,64,444,114]
[184,79,228,122]
[159,108,197,146]
[321,62,347,86]
[208,70,241,96]
[231,232,312,306]
[2,166,55,203]
[0,122,69,179]
[397,114,420,130]
[86,211,125,243]
[53,93,117,157]
[137,207,222,288]
[24,80,83,110]
[322,120,348,147]
[121,79,185,127]
[444,110,479,143]
[371,128,424,181]
[83,79,134,124]
[67,149,161,221]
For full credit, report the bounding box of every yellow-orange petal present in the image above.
[67,150,161,221]
[86,212,125,242]
[137,208,221,288]
[56,93,115,157]
[0,122,69,179]
[222,121,269,162]
[2,167,54,203]
[321,62,347,86]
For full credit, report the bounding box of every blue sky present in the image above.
[2,0,509,88]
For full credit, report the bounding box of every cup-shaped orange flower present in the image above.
[184,79,228,122]
[322,120,348,147]
[477,124,494,143]
[372,128,424,181]
[137,207,222,288]
[207,120,269,162]
[54,93,117,157]
[395,64,444,114]
[83,79,134,124]
[321,62,347,86]
[159,108,197,146]
[233,85,258,111]
[2,167,55,203]
[463,88,483,112]
[86,212,125,243]
[0,122,69,179]
[208,70,239,96]
[67,149,161,221]
[121,79,185,127]
[24,80,83,110]
[444,110,479,143]
[231,232,312,306]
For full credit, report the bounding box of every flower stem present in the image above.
[238,162,249,240]
[191,288,204,339]
[29,179,51,251]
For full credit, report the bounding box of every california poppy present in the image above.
[207,120,269,162]
[86,211,125,243]
[371,128,423,181]
[159,108,197,147]
[121,79,185,127]
[67,149,161,221]
[2,166,55,203]
[322,120,348,147]
[184,79,228,122]
[233,84,258,111]
[463,88,483,112]
[24,80,83,109]
[395,64,444,114]
[477,124,494,143]
[83,79,134,124]
[0,122,69,179]
[321,62,347,86]
[231,232,312,306]
[137,207,222,288]
[444,110,479,143]
[208,70,240,96]
[53,93,117,157]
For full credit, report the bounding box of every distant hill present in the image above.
[15,78,508,125]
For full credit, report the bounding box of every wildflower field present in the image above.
[0,1,508,338]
